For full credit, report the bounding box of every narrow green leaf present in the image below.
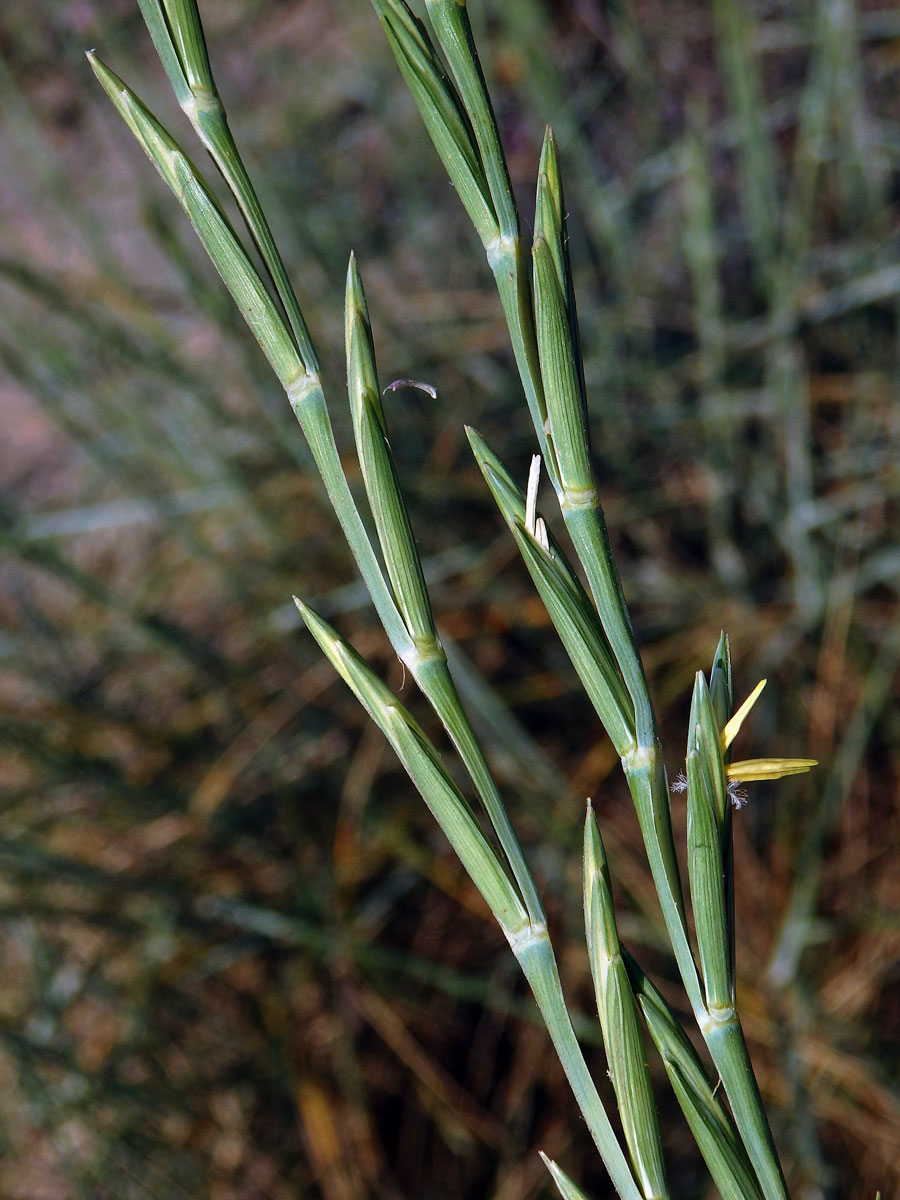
[584,809,669,1200]
[345,256,436,649]
[468,428,634,755]
[294,599,530,940]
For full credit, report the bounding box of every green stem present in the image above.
[705,1015,789,1200]
[514,926,642,1200]
[565,504,654,746]
[414,653,546,926]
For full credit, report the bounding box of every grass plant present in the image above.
[1,1,898,1196]
[87,2,822,1196]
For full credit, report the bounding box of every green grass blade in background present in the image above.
[712,0,778,294]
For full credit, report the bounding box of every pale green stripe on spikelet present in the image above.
[345,255,437,651]
[625,955,765,1200]
[532,232,593,500]
[686,670,733,1012]
[534,129,592,497]
[686,744,732,1013]
[584,807,668,1200]
[294,599,531,941]
[467,428,634,756]
[709,632,734,734]
[536,128,588,412]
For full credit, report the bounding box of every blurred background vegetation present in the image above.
[1,0,898,1196]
